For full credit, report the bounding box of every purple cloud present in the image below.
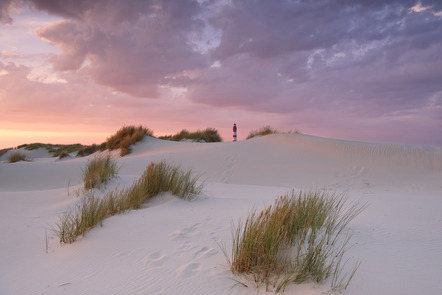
[1,0,442,146]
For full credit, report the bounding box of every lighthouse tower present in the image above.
[233,123,237,142]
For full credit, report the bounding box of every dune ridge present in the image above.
[1,134,441,294]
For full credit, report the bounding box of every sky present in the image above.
[1,0,441,148]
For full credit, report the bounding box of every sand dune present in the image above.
[1,134,441,294]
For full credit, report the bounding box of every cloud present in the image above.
[1,0,442,146]
[32,0,208,97]
[0,0,14,24]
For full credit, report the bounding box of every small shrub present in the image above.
[7,151,28,163]
[55,161,204,244]
[83,155,119,190]
[225,190,365,292]
[246,125,279,139]
[105,125,153,156]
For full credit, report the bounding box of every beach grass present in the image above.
[246,125,301,140]
[246,125,279,139]
[105,125,153,156]
[83,155,119,190]
[225,190,365,292]
[7,151,28,163]
[159,128,222,142]
[55,161,203,244]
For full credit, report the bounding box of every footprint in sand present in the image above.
[176,263,202,279]
[142,250,168,267]
[169,223,201,240]
[193,246,218,259]
[173,240,197,256]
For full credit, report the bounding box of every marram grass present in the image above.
[105,125,153,156]
[7,151,28,163]
[55,161,203,244]
[224,190,366,293]
[83,155,119,190]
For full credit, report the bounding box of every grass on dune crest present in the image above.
[83,155,119,190]
[159,128,222,142]
[224,190,366,293]
[0,126,223,159]
[246,125,301,140]
[55,161,204,244]
[105,125,153,156]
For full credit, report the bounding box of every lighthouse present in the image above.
[233,123,237,142]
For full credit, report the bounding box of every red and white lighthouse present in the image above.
[233,123,237,142]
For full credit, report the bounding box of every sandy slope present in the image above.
[0,134,441,295]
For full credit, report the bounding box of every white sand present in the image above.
[1,134,441,295]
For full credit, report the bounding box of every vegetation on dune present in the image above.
[105,125,153,156]
[1,125,226,160]
[223,190,365,293]
[76,144,104,157]
[0,148,12,158]
[246,125,301,140]
[10,143,99,159]
[7,151,28,163]
[246,125,279,139]
[55,161,204,244]
[83,155,119,190]
[159,128,222,142]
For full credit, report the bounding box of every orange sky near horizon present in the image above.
[0,129,110,149]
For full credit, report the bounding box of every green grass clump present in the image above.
[55,161,203,244]
[17,143,90,158]
[49,144,84,158]
[246,125,279,139]
[22,143,48,150]
[83,155,119,190]
[7,151,28,163]
[159,128,222,142]
[225,190,365,292]
[105,125,153,156]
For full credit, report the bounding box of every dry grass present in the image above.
[246,125,279,139]
[105,125,153,156]
[7,151,28,163]
[246,125,302,140]
[83,155,119,190]
[55,161,203,244]
[224,190,366,292]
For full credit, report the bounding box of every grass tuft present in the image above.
[225,190,365,292]
[159,128,222,142]
[246,125,279,139]
[105,125,153,156]
[246,125,302,140]
[83,155,119,190]
[55,161,203,244]
[7,151,28,163]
